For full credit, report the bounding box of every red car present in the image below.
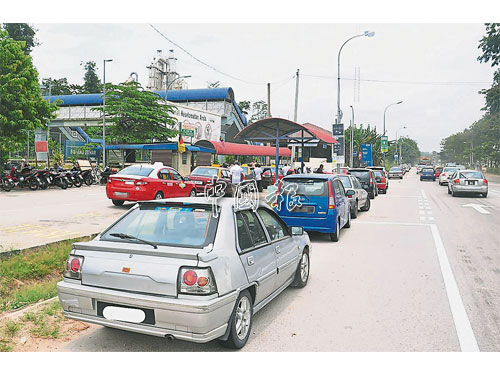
[368,167,389,194]
[434,166,443,178]
[106,162,196,206]
[188,166,233,195]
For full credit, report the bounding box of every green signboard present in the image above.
[181,128,194,137]
[381,136,388,152]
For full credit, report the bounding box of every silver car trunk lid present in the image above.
[74,241,200,297]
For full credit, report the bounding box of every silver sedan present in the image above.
[337,174,370,217]
[57,197,311,349]
[447,170,488,197]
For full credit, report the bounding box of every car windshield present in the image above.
[338,175,351,188]
[241,167,249,173]
[117,165,154,177]
[100,203,218,248]
[459,171,483,179]
[390,167,401,172]
[373,171,383,177]
[282,178,328,196]
[443,167,457,173]
[349,171,370,181]
[191,167,218,177]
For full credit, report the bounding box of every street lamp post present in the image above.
[164,75,192,103]
[103,59,113,168]
[350,105,355,168]
[336,30,375,166]
[383,101,403,136]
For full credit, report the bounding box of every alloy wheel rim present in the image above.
[300,253,309,282]
[155,193,162,200]
[235,296,251,340]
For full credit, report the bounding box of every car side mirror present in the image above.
[345,189,356,197]
[290,226,304,236]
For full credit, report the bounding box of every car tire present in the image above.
[362,197,371,211]
[451,188,457,197]
[345,210,351,228]
[154,191,164,200]
[218,290,253,349]
[329,219,340,242]
[482,192,488,198]
[292,250,310,288]
[189,189,196,197]
[439,181,442,186]
[351,202,358,219]
[112,199,124,206]
[447,186,451,194]
[433,178,436,181]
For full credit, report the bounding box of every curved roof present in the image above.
[44,87,247,126]
[195,140,291,157]
[235,118,338,144]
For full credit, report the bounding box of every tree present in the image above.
[250,100,268,123]
[478,23,500,114]
[207,81,221,88]
[238,100,251,115]
[0,30,57,168]
[92,81,178,144]
[41,77,83,96]
[81,61,101,94]
[2,23,39,55]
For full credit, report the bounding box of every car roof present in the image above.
[348,168,370,171]
[138,196,268,210]
[283,173,336,180]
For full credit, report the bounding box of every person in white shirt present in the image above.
[254,163,263,192]
[230,161,243,184]
[282,164,290,176]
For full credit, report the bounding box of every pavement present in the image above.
[46,170,499,352]
[0,185,130,252]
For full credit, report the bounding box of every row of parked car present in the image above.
[418,164,489,198]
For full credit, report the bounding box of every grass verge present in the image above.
[0,236,93,312]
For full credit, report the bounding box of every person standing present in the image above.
[230,161,243,184]
[316,164,324,174]
[282,163,290,176]
[254,163,263,192]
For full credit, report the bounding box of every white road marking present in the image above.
[421,190,428,199]
[429,224,479,352]
[420,216,426,221]
[426,211,433,215]
[462,203,491,215]
[428,216,435,221]
[356,221,429,227]
[419,210,425,215]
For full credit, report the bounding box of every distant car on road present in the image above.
[337,174,370,218]
[106,163,196,206]
[448,170,488,197]
[388,166,404,179]
[420,167,436,181]
[348,168,379,199]
[371,169,388,194]
[57,198,311,349]
[438,166,459,185]
[274,174,351,242]
[434,166,443,178]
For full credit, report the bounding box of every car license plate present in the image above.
[114,191,129,197]
[97,302,155,325]
[291,206,315,213]
[468,180,475,185]
[192,180,203,185]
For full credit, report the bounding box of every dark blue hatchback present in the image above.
[420,167,436,181]
[273,174,351,242]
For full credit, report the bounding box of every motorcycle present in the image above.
[99,167,117,185]
[48,169,68,189]
[11,166,40,190]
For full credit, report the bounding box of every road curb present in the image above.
[0,297,59,323]
[0,233,99,260]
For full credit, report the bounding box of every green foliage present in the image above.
[0,30,58,169]
[2,23,38,55]
[81,60,101,94]
[238,100,251,115]
[250,100,268,124]
[41,77,83,96]
[4,320,22,337]
[387,136,421,165]
[4,279,58,311]
[478,23,500,114]
[92,81,178,144]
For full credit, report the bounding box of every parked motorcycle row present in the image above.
[0,162,117,192]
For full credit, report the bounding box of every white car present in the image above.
[438,167,459,185]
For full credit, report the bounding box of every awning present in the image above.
[195,140,291,157]
[96,143,215,153]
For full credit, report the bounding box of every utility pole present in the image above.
[350,105,355,168]
[293,69,300,166]
[267,83,271,117]
[103,59,113,168]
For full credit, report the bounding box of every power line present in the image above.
[302,73,491,86]
[149,24,294,86]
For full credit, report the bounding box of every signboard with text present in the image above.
[381,136,388,152]
[361,143,373,166]
[170,102,222,144]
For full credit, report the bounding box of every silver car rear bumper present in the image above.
[453,185,487,193]
[57,280,238,343]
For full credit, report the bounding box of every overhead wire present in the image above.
[149,24,294,86]
[302,74,491,86]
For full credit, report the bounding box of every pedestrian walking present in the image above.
[230,161,243,184]
[254,163,263,192]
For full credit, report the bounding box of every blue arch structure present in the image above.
[45,87,248,126]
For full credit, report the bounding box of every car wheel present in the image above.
[451,188,456,197]
[447,186,451,194]
[329,219,340,242]
[345,210,351,228]
[112,199,124,206]
[218,290,253,349]
[482,192,488,198]
[154,191,164,200]
[362,197,371,211]
[292,250,310,288]
[351,202,358,218]
[439,181,442,186]
[189,189,196,197]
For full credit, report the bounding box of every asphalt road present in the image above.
[57,169,500,352]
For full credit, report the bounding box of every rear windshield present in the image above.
[349,171,370,181]
[422,168,434,172]
[100,204,218,248]
[443,167,457,173]
[373,170,383,177]
[191,167,218,177]
[282,178,328,196]
[459,171,483,179]
[117,165,154,177]
[338,175,351,188]
[390,167,401,172]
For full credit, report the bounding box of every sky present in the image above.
[30,23,496,153]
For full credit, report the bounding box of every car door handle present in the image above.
[275,246,280,254]
[247,256,254,266]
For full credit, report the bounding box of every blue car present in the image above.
[273,174,351,242]
[420,167,436,181]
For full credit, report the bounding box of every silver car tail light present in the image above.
[178,267,217,295]
[64,255,84,280]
